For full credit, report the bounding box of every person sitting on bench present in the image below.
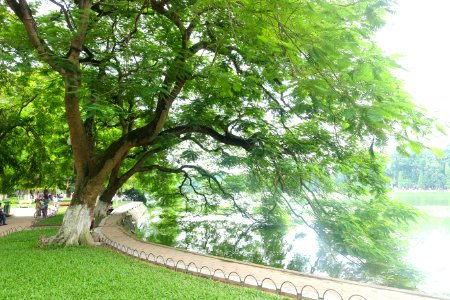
[0,203,7,225]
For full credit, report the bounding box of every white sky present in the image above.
[376,0,450,148]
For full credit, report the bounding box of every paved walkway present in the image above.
[98,202,449,300]
[0,208,35,235]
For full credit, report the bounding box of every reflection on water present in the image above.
[140,213,408,287]
[143,215,302,270]
[139,192,450,297]
[394,192,450,297]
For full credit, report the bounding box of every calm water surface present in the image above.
[140,192,450,297]
[393,192,450,297]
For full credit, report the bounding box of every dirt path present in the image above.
[98,202,448,300]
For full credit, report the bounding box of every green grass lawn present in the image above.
[0,229,286,300]
[34,207,67,226]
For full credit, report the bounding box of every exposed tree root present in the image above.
[39,204,95,247]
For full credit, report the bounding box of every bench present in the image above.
[19,199,33,208]
[57,201,71,207]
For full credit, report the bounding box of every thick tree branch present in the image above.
[67,0,92,62]
[134,79,186,143]
[113,4,210,150]
[79,45,101,65]
[99,145,167,203]
[98,133,191,204]
[150,0,187,48]
[162,125,255,151]
[184,136,223,153]
[6,0,63,73]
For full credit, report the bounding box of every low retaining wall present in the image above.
[120,202,148,233]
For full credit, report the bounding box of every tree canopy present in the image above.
[388,145,450,190]
[0,0,437,288]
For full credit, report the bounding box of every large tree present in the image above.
[2,0,434,252]
[0,20,68,192]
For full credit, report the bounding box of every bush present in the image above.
[122,188,147,205]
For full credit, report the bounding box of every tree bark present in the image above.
[40,204,94,246]
[93,184,119,224]
[44,177,104,245]
[93,200,109,225]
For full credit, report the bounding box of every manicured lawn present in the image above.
[34,207,67,226]
[0,229,286,300]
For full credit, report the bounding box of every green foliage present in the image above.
[0,30,70,192]
[315,196,422,288]
[254,195,290,225]
[122,188,147,204]
[180,149,200,162]
[0,229,286,300]
[1,0,436,289]
[387,145,450,190]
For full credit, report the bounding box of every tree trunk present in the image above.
[41,177,105,246]
[39,204,94,246]
[93,200,109,226]
[93,175,124,224]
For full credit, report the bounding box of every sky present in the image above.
[376,0,450,148]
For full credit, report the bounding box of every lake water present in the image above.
[392,191,450,297]
[139,191,450,298]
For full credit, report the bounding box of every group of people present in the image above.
[34,190,53,218]
[0,190,114,224]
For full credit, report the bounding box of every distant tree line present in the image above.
[387,146,450,190]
